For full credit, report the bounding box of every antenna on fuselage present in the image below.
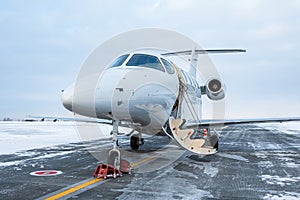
[189,47,198,78]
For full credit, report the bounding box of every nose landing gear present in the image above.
[105,120,135,173]
[107,121,122,170]
[107,149,121,170]
[101,121,144,175]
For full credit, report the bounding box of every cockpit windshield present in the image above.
[126,54,165,72]
[109,54,129,68]
[161,58,175,74]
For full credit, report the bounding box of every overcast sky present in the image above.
[1,0,300,119]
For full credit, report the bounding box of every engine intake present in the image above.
[201,78,225,100]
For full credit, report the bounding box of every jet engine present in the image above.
[201,78,225,101]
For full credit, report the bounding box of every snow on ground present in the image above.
[216,152,249,162]
[0,121,112,155]
[258,122,300,135]
[1,121,299,156]
[260,175,300,187]
[0,150,74,167]
[263,192,300,200]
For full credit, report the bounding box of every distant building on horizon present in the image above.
[2,117,13,121]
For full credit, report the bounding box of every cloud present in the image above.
[0,0,300,119]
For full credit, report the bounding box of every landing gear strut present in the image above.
[107,121,121,169]
[130,133,144,150]
[94,121,131,176]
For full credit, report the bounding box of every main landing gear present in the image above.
[130,133,144,150]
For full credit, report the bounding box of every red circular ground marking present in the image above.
[30,170,63,176]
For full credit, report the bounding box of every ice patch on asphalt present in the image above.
[260,175,300,186]
[0,151,73,167]
[280,162,299,168]
[203,163,218,177]
[263,191,300,200]
[258,161,274,168]
[116,168,213,199]
[216,153,249,162]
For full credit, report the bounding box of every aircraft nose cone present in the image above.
[61,85,74,112]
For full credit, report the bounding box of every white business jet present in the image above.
[61,47,300,169]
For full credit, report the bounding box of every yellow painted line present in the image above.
[45,156,157,200]
[45,178,103,200]
[130,156,157,168]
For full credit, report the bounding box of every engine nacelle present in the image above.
[201,78,225,101]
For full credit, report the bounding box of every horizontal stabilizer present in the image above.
[161,49,246,56]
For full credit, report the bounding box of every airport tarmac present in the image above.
[0,124,299,199]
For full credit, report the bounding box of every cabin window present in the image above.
[161,58,175,74]
[126,54,165,72]
[109,54,129,68]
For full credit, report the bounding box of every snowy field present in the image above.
[258,121,300,135]
[0,121,112,155]
[0,121,299,155]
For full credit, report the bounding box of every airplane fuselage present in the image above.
[62,49,203,135]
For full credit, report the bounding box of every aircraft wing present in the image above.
[168,117,300,155]
[26,115,112,125]
[185,117,300,128]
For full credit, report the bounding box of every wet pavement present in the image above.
[0,124,299,199]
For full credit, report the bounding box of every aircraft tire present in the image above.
[107,150,120,169]
[130,136,139,150]
[214,140,219,151]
